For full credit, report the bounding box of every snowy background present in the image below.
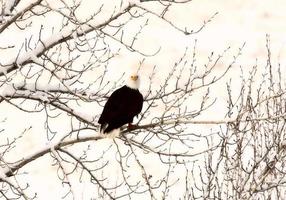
[1,0,286,199]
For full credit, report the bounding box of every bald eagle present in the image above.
[98,74,143,134]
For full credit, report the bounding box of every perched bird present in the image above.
[98,74,143,134]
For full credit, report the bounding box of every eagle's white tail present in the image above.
[99,128,120,139]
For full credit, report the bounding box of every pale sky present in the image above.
[1,0,286,199]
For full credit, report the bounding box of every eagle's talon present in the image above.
[128,123,136,130]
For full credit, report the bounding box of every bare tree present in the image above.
[193,36,286,200]
[1,0,284,200]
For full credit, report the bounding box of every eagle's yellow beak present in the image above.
[131,75,138,81]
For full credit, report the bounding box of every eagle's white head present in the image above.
[126,74,140,90]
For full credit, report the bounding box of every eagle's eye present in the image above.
[131,75,138,81]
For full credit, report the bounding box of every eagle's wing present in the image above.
[98,87,143,125]
[98,87,128,124]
